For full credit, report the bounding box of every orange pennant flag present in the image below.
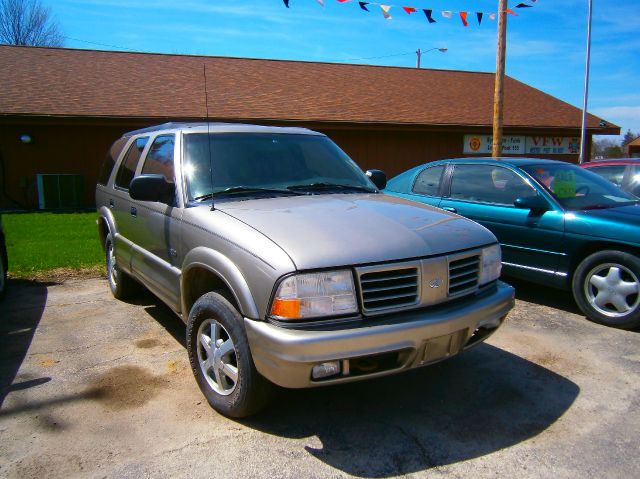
[403,7,417,14]
[460,11,468,26]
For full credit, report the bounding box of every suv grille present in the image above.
[448,255,480,296]
[360,268,419,312]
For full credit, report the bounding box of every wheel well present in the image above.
[183,267,240,316]
[97,217,109,251]
[570,242,640,280]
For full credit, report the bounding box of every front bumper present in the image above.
[244,281,515,388]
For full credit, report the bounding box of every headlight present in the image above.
[479,244,502,285]
[270,270,358,320]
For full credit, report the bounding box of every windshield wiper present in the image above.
[286,182,377,193]
[582,200,640,210]
[194,187,302,201]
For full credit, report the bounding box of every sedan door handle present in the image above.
[109,199,115,209]
[130,206,137,217]
[442,206,457,213]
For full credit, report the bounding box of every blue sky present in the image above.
[50,0,639,140]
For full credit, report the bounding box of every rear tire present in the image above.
[572,250,640,329]
[105,234,137,300]
[187,292,272,418]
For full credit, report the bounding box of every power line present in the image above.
[63,36,139,52]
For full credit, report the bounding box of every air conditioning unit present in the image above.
[36,174,84,210]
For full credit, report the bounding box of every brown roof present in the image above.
[0,45,616,132]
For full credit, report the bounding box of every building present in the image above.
[627,137,640,158]
[0,45,619,209]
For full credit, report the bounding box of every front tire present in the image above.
[186,292,272,418]
[105,234,137,300]
[572,250,640,329]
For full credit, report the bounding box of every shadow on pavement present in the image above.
[244,344,579,477]
[138,289,186,348]
[505,276,582,315]
[0,279,49,408]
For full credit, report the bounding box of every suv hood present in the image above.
[217,194,496,270]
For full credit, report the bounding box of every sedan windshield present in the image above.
[183,133,376,201]
[521,163,639,210]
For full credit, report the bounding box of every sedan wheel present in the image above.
[573,251,640,329]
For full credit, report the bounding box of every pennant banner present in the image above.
[280,1,540,28]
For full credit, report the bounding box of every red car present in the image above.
[581,159,640,196]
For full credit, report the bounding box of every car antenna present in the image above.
[203,64,215,211]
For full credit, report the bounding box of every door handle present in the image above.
[130,206,137,217]
[109,199,114,209]
[442,206,457,213]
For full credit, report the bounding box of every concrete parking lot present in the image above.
[1,277,639,478]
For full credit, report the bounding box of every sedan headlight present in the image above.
[479,244,502,285]
[270,270,358,320]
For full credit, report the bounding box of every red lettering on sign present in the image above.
[552,137,563,146]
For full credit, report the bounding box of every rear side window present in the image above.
[98,137,128,185]
[141,135,175,182]
[413,165,444,196]
[115,137,149,189]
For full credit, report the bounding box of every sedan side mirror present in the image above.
[366,169,387,190]
[130,174,175,204]
[514,194,549,212]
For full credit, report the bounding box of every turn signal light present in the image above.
[271,298,301,318]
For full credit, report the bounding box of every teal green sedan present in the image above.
[385,158,640,329]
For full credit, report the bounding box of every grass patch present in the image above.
[3,212,104,278]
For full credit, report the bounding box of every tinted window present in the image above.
[588,165,626,186]
[413,165,444,196]
[450,165,535,205]
[98,137,128,185]
[141,135,175,182]
[115,137,149,189]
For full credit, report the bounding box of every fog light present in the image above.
[312,361,341,379]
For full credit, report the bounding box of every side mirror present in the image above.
[514,194,549,211]
[366,169,387,190]
[130,174,175,204]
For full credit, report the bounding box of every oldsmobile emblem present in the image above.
[429,278,443,288]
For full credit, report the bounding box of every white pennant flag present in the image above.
[316,0,324,6]
[380,5,392,19]
[441,11,452,19]
[489,13,497,20]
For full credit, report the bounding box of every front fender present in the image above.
[181,247,259,319]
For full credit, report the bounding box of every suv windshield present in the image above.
[183,133,376,201]
[521,163,639,210]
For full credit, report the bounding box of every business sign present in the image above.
[525,136,581,155]
[464,135,525,154]
[464,135,581,155]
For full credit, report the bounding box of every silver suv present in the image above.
[96,122,514,417]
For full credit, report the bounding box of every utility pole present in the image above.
[579,0,593,164]
[416,48,421,68]
[492,0,508,158]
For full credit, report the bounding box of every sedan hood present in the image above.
[217,193,496,270]
[567,204,640,244]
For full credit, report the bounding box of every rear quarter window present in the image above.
[98,137,128,186]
